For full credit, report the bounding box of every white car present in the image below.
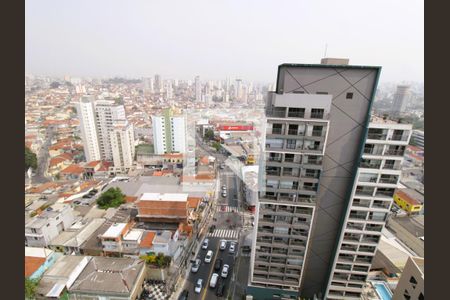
[204,250,213,263]
[222,185,227,190]
[222,191,227,197]
[191,258,201,273]
[221,264,230,278]
[229,242,236,254]
[194,278,203,293]
[219,240,227,250]
[202,238,209,250]
[210,273,219,288]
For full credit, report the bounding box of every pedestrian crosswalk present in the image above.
[207,229,239,240]
[217,205,239,213]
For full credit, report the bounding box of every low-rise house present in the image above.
[48,153,74,176]
[48,218,106,254]
[68,256,146,300]
[60,164,85,180]
[25,247,60,280]
[393,188,424,215]
[152,230,173,256]
[25,204,75,247]
[135,193,188,224]
[35,255,90,300]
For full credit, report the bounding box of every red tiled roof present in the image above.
[60,164,84,175]
[395,189,422,206]
[187,197,202,209]
[140,231,156,248]
[125,196,138,203]
[25,256,46,277]
[85,160,102,168]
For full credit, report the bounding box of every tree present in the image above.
[204,129,214,141]
[25,147,37,171]
[96,187,125,209]
[212,141,221,152]
[25,277,39,299]
[50,81,60,89]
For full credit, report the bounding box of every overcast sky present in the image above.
[26,0,423,83]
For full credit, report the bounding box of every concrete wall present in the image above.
[276,64,380,298]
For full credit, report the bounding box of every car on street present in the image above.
[222,185,227,190]
[205,250,213,263]
[202,239,209,249]
[191,258,201,273]
[219,240,227,250]
[229,242,236,254]
[82,194,92,198]
[178,290,189,300]
[194,279,203,293]
[214,258,223,271]
[216,281,225,297]
[222,191,227,197]
[221,264,229,278]
[210,273,219,288]
[73,201,81,205]
[220,164,225,169]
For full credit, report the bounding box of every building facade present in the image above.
[249,61,383,299]
[151,108,187,154]
[325,119,412,299]
[392,85,410,115]
[111,120,135,171]
[76,96,101,162]
[392,256,424,300]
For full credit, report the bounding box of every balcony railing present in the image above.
[287,129,299,135]
[378,178,398,184]
[310,112,324,119]
[360,162,381,169]
[269,128,284,135]
[389,135,409,141]
[268,157,282,162]
[363,148,383,155]
[266,170,281,176]
[287,111,305,118]
[375,190,394,198]
[311,130,324,137]
[367,133,387,140]
[268,110,287,118]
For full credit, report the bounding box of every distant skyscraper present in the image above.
[166,80,173,100]
[154,74,162,93]
[392,85,411,115]
[195,76,201,102]
[152,108,187,154]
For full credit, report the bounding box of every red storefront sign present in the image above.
[219,125,253,131]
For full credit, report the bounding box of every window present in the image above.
[288,107,305,118]
[316,91,328,95]
[418,293,424,300]
[403,289,411,300]
[409,276,418,288]
[310,108,324,119]
[346,92,354,99]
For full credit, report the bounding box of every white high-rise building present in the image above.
[94,100,126,160]
[195,76,201,102]
[152,108,187,154]
[110,120,135,171]
[76,96,134,170]
[76,96,101,162]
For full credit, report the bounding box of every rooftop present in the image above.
[411,257,424,275]
[139,193,188,202]
[123,229,144,241]
[69,256,145,295]
[102,223,127,238]
[139,231,156,248]
[25,256,46,277]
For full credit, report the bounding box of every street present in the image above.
[180,165,243,300]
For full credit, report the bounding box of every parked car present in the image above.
[219,240,227,250]
[222,185,227,190]
[214,258,223,271]
[178,290,189,300]
[229,242,236,254]
[191,258,201,273]
[73,201,81,205]
[209,273,219,288]
[205,250,213,263]
[202,238,209,249]
[194,279,203,293]
[221,264,229,278]
[216,281,225,297]
[222,191,227,197]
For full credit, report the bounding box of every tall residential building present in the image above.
[249,61,384,299]
[154,74,162,93]
[151,108,187,154]
[76,95,101,162]
[195,76,201,102]
[392,85,411,115]
[325,117,412,299]
[94,100,126,160]
[76,96,134,170]
[392,256,424,300]
[110,120,135,171]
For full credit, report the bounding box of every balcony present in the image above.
[311,130,324,137]
[287,110,305,118]
[378,177,398,184]
[367,133,387,140]
[361,237,379,244]
[384,149,405,156]
[389,134,409,141]
[269,128,284,135]
[363,148,383,155]
[360,162,381,169]
[310,112,325,119]
[268,156,282,162]
[287,129,300,136]
[266,170,281,176]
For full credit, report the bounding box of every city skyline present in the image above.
[26,0,423,83]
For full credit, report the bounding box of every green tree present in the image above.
[212,141,221,152]
[96,187,125,209]
[25,147,37,171]
[25,277,39,299]
[204,129,214,141]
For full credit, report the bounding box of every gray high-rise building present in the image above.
[392,85,410,115]
[248,60,389,299]
[195,76,201,102]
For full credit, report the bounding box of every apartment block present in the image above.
[249,61,382,300]
[392,256,424,300]
[325,118,412,299]
[25,204,75,247]
[110,119,135,171]
[152,108,187,154]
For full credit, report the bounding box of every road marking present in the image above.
[207,229,239,240]
[201,243,220,300]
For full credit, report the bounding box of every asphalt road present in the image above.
[33,126,56,184]
[180,165,241,300]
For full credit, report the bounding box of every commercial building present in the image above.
[393,188,423,214]
[135,192,189,223]
[392,85,411,115]
[151,108,187,154]
[325,118,412,299]
[248,60,389,299]
[392,256,424,300]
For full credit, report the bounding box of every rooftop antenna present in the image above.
[324,43,328,58]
